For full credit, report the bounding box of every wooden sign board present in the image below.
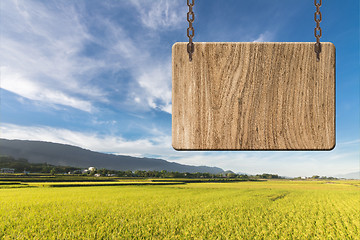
[172,42,335,150]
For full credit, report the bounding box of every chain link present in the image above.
[314,0,322,61]
[187,0,195,61]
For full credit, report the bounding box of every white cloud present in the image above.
[1,0,107,112]
[135,63,172,113]
[130,0,186,30]
[1,67,93,112]
[88,16,173,114]
[1,0,176,114]
[252,31,274,42]
[90,6,175,114]
[338,139,360,146]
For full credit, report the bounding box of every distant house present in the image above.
[0,168,15,174]
[88,167,96,172]
[94,173,101,177]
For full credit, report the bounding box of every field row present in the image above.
[0,181,186,188]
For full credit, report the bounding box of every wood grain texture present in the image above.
[172,42,335,150]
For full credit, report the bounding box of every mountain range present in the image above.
[334,172,360,180]
[0,139,223,174]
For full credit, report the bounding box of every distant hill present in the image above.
[0,139,223,174]
[335,172,360,180]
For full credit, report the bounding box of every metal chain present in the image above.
[314,0,322,61]
[187,0,195,61]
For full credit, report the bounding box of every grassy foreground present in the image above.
[0,180,359,239]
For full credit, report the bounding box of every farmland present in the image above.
[0,179,359,239]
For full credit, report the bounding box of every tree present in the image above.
[99,168,107,175]
[50,168,56,175]
[124,170,133,177]
[227,172,236,178]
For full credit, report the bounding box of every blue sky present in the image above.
[1,0,359,177]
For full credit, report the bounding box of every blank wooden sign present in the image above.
[172,42,335,150]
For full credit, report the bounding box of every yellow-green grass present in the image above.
[0,182,29,189]
[0,184,30,189]
[0,176,131,182]
[0,180,359,239]
[149,178,246,183]
[28,181,185,188]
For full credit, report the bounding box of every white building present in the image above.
[88,167,96,172]
[0,168,15,174]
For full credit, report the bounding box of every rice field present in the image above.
[0,180,359,239]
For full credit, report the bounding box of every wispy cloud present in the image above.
[1,66,94,112]
[86,6,175,114]
[133,62,172,113]
[1,0,110,112]
[1,0,178,114]
[129,0,186,30]
[338,139,360,146]
[252,31,274,42]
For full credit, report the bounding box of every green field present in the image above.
[0,180,359,239]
